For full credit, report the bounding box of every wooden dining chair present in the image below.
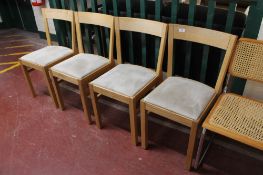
[49,12,115,123]
[195,38,263,168]
[19,8,76,108]
[89,17,168,145]
[140,24,237,170]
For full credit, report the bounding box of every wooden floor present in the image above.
[0,28,262,175]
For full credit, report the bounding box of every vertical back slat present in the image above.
[170,0,179,75]
[102,0,110,56]
[80,0,94,53]
[69,0,77,11]
[215,1,237,89]
[171,0,179,23]
[126,0,135,64]
[218,2,237,70]
[140,0,147,67]
[79,0,94,53]
[60,0,72,47]
[184,0,197,77]
[91,0,103,56]
[113,0,119,16]
[154,0,162,67]
[49,0,66,46]
[200,0,216,82]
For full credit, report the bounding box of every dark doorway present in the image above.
[0,0,37,32]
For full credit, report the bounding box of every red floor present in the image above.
[0,29,262,175]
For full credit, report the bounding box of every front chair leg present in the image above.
[89,84,102,128]
[79,82,92,124]
[140,100,148,149]
[43,68,59,108]
[129,99,138,146]
[21,64,36,97]
[50,72,65,110]
[186,122,198,170]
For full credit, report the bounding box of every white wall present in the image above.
[243,17,263,101]
[31,1,56,34]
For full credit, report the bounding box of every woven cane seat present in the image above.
[203,93,263,150]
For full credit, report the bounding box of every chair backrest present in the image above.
[167,24,237,93]
[115,17,168,75]
[74,12,115,63]
[229,38,263,84]
[42,8,75,52]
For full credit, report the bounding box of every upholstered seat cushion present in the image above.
[51,53,109,79]
[91,64,157,97]
[20,46,73,67]
[144,77,215,120]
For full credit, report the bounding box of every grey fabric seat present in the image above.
[91,64,157,97]
[51,53,109,80]
[20,46,73,67]
[144,77,215,120]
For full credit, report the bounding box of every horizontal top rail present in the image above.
[75,12,114,28]
[42,8,74,22]
[171,24,234,50]
[116,17,167,37]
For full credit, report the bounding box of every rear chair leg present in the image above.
[21,64,36,97]
[141,101,148,149]
[89,84,102,128]
[129,99,138,146]
[43,68,59,108]
[50,72,65,110]
[79,82,92,124]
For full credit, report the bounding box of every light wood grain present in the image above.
[90,16,168,145]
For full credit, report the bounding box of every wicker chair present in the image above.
[195,38,263,169]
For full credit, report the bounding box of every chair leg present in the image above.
[194,128,207,169]
[50,73,65,110]
[129,99,138,146]
[43,68,59,108]
[89,84,102,128]
[186,122,198,170]
[140,100,148,149]
[79,82,92,124]
[21,64,36,97]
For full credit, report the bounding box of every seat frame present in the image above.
[140,24,237,170]
[195,38,263,169]
[89,17,168,145]
[19,8,76,108]
[49,12,115,123]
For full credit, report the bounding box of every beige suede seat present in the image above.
[20,46,73,67]
[140,24,237,170]
[51,53,109,79]
[89,17,168,146]
[19,8,76,108]
[144,77,215,120]
[91,64,157,97]
[49,12,115,123]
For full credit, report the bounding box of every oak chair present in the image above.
[89,17,168,145]
[19,8,76,108]
[140,24,237,170]
[49,12,115,123]
[195,38,263,168]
